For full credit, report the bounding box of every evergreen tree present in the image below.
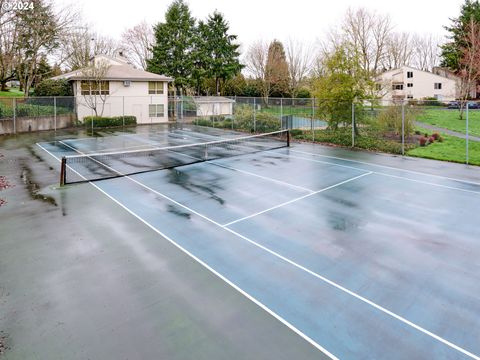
[201,11,242,95]
[147,0,196,93]
[441,0,480,70]
[265,40,290,97]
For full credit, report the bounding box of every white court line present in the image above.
[280,151,480,196]
[35,142,338,360]
[223,172,372,227]
[39,142,480,360]
[291,149,480,187]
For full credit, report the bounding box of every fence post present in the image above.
[253,97,256,132]
[351,102,355,147]
[280,98,283,124]
[13,98,16,134]
[401,101,405,156]
[312,98,315,141]
[53,96,57,132]
[466,102,469,165]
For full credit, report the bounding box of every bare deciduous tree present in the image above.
[411,33,442,72]
[342,7,393,76]
[382,32,413,70]
[0,3,18,91]
[120,21,153,69]
[285,38,313,97]
[80,59,110,117]
[60,26,118,71]
[244,40,270,100]
[457,19,480,119]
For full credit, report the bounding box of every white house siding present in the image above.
[377,66,457,102]
[74,81,169,124]
[196,102,233,117]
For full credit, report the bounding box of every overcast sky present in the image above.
[56,0,463,49]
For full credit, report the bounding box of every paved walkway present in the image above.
[415,121,480,142]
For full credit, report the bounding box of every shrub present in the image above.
[290,129,303,137]
[377,105,419,138]
[0,101,73,118]
[419,136,427,146]
[415,130,421,135]
[432,132,440,140]
[428,136,435,143]
[83,116,136,128]
[33,79,73,96]
[438,136,444,142]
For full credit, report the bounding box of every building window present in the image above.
[434,83,442,90]
[392,84,404,90]
[148,82,164,94]
[375,84,382,91]
[407,71,413,78]
[81,81,109,95]
[407,83,413,87]
[149,104,164,117]
[407,95,413,99]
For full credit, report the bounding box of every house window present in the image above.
[80,81,109,95]
[407,95,413,99]
[407,83,413,87]
[375,84,382,91]
[148,82,164,94]
[392,84,404,90]
[407,71,413,78]
[149,104,164,117]
[434,83,442,90]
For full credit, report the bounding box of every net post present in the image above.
[60,157,66,186]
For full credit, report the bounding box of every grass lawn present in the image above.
[416,108,480,137]
[407,127,480,166]
[0,88,24,97]
[258,104,315,117]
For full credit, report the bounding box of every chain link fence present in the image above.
[171,96,480,166]
[1,95,478,166]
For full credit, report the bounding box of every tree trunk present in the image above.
[216,77,220,96]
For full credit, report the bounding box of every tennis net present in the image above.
[60,129,289,185]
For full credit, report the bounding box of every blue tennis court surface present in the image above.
[37,125,480,359]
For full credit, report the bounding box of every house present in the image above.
[51,55,173,124]
[376,66,460,102]
[193,96,235,117]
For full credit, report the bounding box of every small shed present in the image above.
[193,96,235,117]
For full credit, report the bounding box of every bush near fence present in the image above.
[0,102,73,118]
[83,116,137,128]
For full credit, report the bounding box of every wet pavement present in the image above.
[1,124,480,359]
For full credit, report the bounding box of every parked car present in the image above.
[467,101,480,109]
[447,101,460,109]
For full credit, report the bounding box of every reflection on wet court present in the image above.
[37,125,480,359]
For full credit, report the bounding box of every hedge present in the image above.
[83,116,137,127]
[0,102,73,118]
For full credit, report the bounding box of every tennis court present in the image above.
[34,125,480,359]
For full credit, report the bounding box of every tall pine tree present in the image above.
[200,11,242,95]
[441,0,480,70]
[147,0,195,93]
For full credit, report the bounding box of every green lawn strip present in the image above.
[408,127,480,166]
[0,88,25,97]
[416,109,480,137]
